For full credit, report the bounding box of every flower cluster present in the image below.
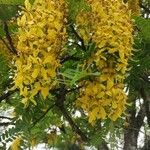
[14,0,67,105]
[76,0,133,122]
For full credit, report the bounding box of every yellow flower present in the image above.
[14,0,67,104]
[76,0,133,123]
[11,137,21,150]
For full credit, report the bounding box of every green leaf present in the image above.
[134,16,150,43]
[0,0,24,5]
[0,0,36,20]
[0,23,18,36]
[61,67,100,86]
[0,0,35,5]
[90,120,111,146]
[67,0,90,22]
[0,4,19,20]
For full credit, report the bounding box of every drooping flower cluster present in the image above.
[14,0,67,105]
[76,0,133,122]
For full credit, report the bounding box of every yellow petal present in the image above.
[32,68,39,78]
[15,73,23,87]
[18,15,26,26]
[112,101,117,109]
[88,112,96,123]
[25,0,31,10]
[21,87,28,97]
[11,137,21,150]
[99,107,106,119]
[119,51,124,61]
[107,78,114,90]
[41,87,49,99]
[41,67,48,80]
[43,55,53,64]
[92,86,98,94]
[89,107,99,123]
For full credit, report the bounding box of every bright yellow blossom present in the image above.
[14,0,67,105]
[76,0,133,122]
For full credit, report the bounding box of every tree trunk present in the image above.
[97,141,109,150]
[123,88,146,150]
[123,129,138,150]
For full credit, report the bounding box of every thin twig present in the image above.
[70,25,86,51]
[0,36,12,52]
[0,122,14,126]
[67,85,82,93]
[60,55,80,63]
[55,84,89,142]
[0,90,16,103]
[58,105,89,142]
[0,116,13,120]
[3,21,17,55]
[139,3,150,14]
[32,104,55,127]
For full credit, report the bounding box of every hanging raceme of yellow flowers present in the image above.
[76,0,133,122]
[14,0,67,105]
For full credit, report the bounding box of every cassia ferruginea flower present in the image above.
[14,0,67,105]
[76,0,133,122]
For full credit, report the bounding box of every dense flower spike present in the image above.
[76,0,133,122]
[14,0,67,105]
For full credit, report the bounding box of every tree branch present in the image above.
[135,103,146,130]
[140,134,150,150]
[139,3,150,14]
[0,36,12,52]
[3,21,17,55]
[70,25,86,51]
[67,85,82,93]
[139,87,150,127]
[0,90,16,103]
[60,55,80,64]
[97,141,109,150]
[0,116,13,120]
[0,122,14,126]
[57,105,88,142]
[55,84,88,142]
[123,93,140,150]
[32,104,55,127]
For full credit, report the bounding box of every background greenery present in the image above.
[0,0,150,150]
